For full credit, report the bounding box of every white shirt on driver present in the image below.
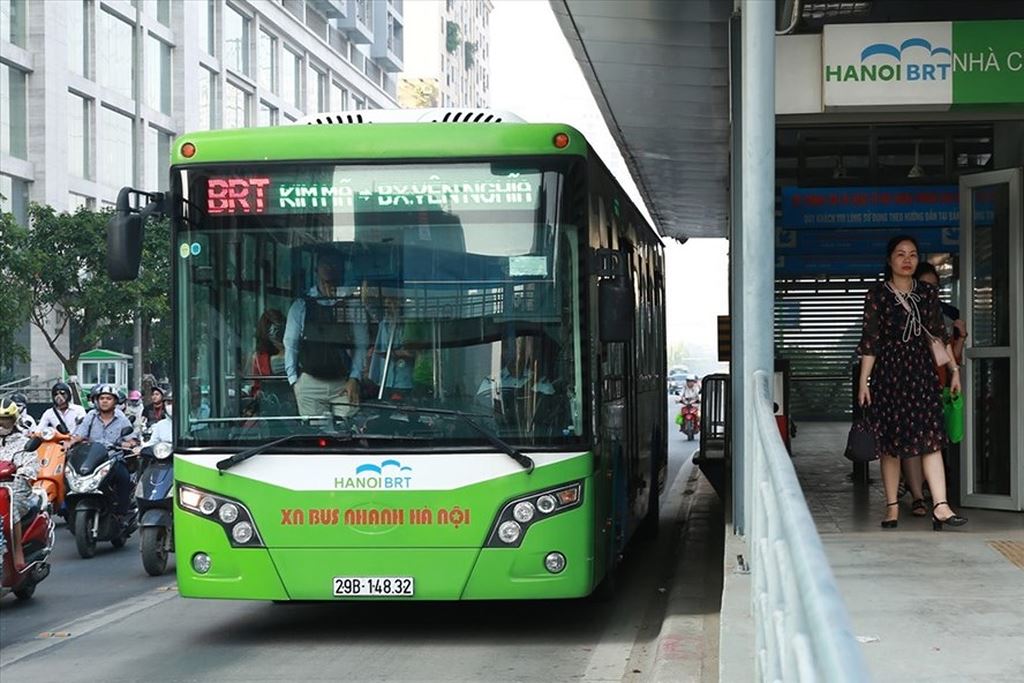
[37,403,87,432]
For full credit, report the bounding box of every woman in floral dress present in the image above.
[857,236,967,530]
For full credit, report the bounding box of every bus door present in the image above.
[596,243,635,558]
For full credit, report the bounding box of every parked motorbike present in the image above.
[136,440,174,576]
[30,426,72,520]
[65,429,138,559]
[0,459,55,600]
[678,402,700,441]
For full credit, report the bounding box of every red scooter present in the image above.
[1,460,55,601]
[678,402,700,441]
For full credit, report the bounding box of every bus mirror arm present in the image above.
[107,186,166,282]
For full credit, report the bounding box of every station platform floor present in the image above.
[792,422,1024,682]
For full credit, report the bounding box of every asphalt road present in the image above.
[1,398,714,681]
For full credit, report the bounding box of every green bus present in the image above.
[108,110,666,600]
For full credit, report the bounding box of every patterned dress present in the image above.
[858,280,949,459]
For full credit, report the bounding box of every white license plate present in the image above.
[332,576,415,597]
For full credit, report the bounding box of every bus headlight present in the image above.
[178,484,264,548]
[512,501,535,523]
[231,521,254,544]
[486,481,584,548]
[497,521,522,544]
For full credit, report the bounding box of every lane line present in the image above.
[582,453,695,681]
[0,583,178,669]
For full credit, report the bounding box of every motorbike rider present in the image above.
[36,381,87,433]
[8,391,37,434]
[678,374,701,406]
[124,389,144,425]
[142,384,170,424]
[0,398,39,570]
[69,384,137,521]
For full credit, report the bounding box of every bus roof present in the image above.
[170,120,589,166]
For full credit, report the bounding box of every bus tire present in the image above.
[637,433,663,541]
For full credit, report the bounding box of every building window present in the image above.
[257,101,278,127]
[147,126,171,191]
[68,193,92,212]
[198,67,216,130]
[0,174,29,226]
[281,47,301,108]
[143,0,170,26]
[97,8,135,100]
[67,0,88,76]
[196,0,214,56]
[0,63,27,159]
[329,81,348,111]
[353,96,365,110]
[223,5,250,76]
[356,0,371,27]
[68,92,91,179]
[306,64,326,113]
[258,30,277,94]
[146,35,172,115]
[223,81,250,129]
[98,107,134,189]
[1,0,27,47]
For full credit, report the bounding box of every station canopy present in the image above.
[551,0,732,239]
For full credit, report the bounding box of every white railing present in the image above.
[749,370,871,682]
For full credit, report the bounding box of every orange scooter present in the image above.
[29,426,72,520]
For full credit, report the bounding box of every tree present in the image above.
[0,210,32,372]
[6,204,171,378]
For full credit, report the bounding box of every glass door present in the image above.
[959,169,1023,511]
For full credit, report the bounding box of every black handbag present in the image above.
[845,409,878,463]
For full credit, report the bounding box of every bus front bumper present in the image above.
[175,504,595,601]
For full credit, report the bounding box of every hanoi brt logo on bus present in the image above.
[334,459,414,490]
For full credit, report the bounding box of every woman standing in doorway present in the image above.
[857,235,967,530]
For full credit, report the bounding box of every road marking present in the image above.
[583,456,695,681]
[1,584,178,669]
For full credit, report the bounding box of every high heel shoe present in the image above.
[881,501,899,529]
[911,498,927,517]
[932,501,968,531]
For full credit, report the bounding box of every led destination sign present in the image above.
[205,166,541,217]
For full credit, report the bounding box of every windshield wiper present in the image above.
[216,433,350,473]
[350,401,535,473]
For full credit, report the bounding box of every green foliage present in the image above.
[464,41,477,69]
[446,20,461,54]
[3,204,171,376]
[0,210,32,370]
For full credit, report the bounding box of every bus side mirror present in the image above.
[108,211,143,281]
[107,186,165,282]
[599,280,633,343]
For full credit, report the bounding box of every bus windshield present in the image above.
[173,160,585,450]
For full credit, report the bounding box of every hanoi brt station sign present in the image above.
[775,20,1024,113]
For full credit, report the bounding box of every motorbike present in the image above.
[135,439,174,576]
[30,426,72,520]
[0,459,55,600]
[678,401,700,441]
[65,429,139,559]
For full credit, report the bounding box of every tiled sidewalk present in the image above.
[792,422,1024,682]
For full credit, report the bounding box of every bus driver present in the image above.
[284,256,368,416]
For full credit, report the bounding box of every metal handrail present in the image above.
[749,370,870,682]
